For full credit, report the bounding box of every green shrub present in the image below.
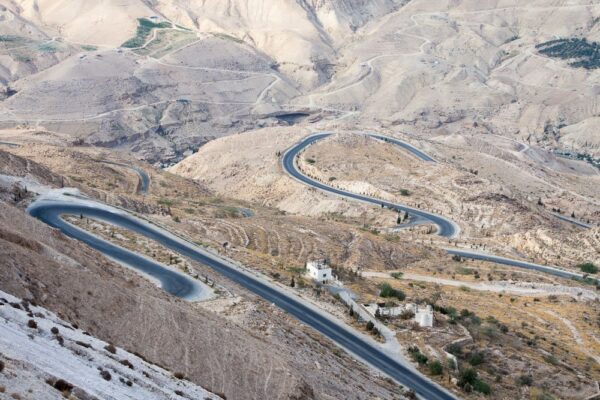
[459,368,478,387]
[468,352,485,366]
[378,283,406,300]
[578,263,598,274]
[473,379,491,395]
[408,348,428,365]
[543,354,559,365]
[428,360,443,375]
[446,343,462,356]
[517,374,533,386]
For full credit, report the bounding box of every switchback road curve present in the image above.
[282,132,598,284]
[283,132,458,237]
[28,195,457,400]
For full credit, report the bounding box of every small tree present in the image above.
[375,308,381,319]
[366,320,375,331]
[349,306,354,317]
[290,277,295,288]
[468,351,485,366]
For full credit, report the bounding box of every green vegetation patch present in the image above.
[578,262,598,274]
[121,18,173,49]
[212,32,244,44]
[378,282,406,300]
[0,35,36,51]
[38,42,63,53]
[133,28,197,57]
[157,198,175,207]
[536,38,600,69]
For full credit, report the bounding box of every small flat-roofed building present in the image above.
[306,259,332,284]
[415,305,434,327]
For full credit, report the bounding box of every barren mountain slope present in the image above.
[0,289,223,400]
[1,0,599,162]
[7,0,152,46]
[0,149,407,400]
[300,0,600,156]
[154,0,407,88]
[0,37,297,163]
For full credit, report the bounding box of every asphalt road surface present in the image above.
[282,132,458,238]
[550,212,592,229]
[282,132,598,284]
[27,197,457,400]
[101,161,150,194]
[27,200,204,299]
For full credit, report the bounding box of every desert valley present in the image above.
[0,1,599,399]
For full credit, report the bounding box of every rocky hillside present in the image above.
[0,149,407,400]
[2,0,599,162]
[0,289,223,400]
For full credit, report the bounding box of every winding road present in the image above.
[283,132,458,238]
[100,161,150,194]
[27,193,456,400]
[27,198,206,300]
[282,132,599,285]
[26,133,597,400]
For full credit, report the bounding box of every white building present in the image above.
[364,303,434,328]
[306,259,332,284]
[415,305,434,327]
